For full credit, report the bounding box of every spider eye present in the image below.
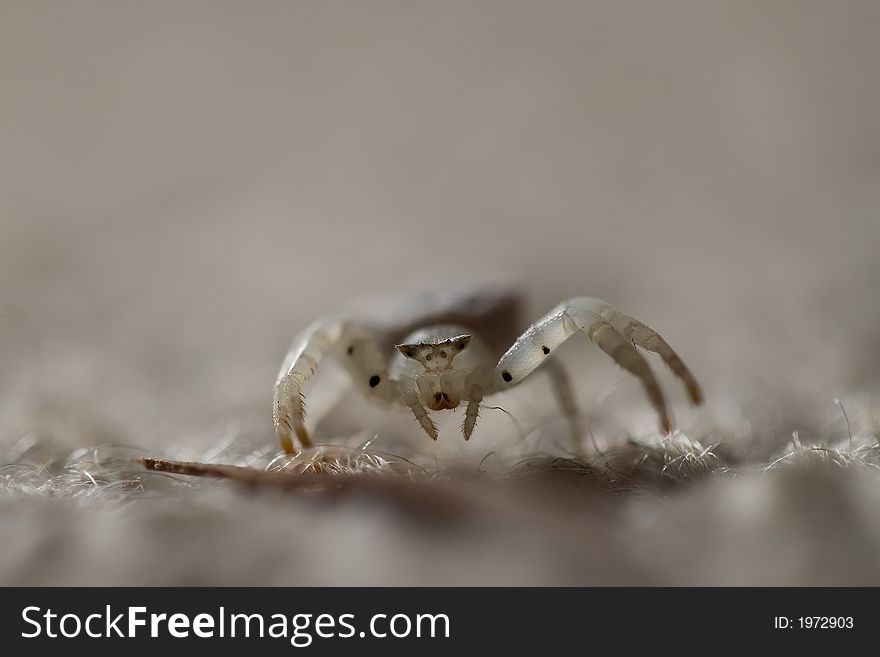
[425,353,433,361]
[439,351,447,359]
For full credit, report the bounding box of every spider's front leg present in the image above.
[491,298,702,435]
[273,317,397,453]
[594,305,703,404]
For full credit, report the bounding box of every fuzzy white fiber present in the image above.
[3,404,880,585]
[1,1,879,586]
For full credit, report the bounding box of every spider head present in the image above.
[395,334,472,410]
[394,334,472,373]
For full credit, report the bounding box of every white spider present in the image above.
[273,283,702,453]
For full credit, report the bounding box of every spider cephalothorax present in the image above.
[273,285,703,453]
[395,332,472,373]
[395,333,470,411]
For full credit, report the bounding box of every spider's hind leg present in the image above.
[542,358,585,453]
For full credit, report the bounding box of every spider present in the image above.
[273,282,703,453]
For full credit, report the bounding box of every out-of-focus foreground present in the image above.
[1,1,879,584]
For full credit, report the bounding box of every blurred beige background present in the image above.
[0,1,879,584]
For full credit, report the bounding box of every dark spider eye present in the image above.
[425,353,432,361]
[439,351,447,359]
